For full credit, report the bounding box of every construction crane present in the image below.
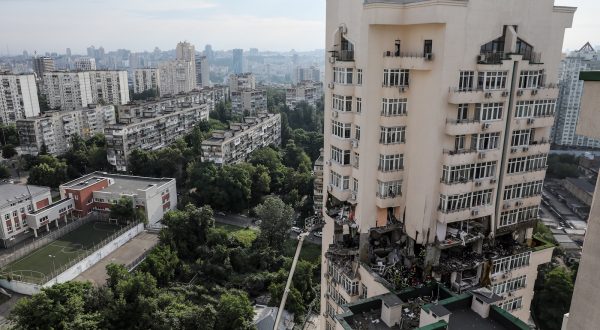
[274,231,309,330]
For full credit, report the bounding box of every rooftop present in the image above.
[0,184,49,207]
[61,172,173,195]
[565,177,595,194]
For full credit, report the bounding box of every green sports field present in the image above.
[1,219,127,284]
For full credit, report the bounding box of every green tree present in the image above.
[0,124,20,146]
[533,267,574,330]
[254,196,294,252]
[138,244,180,286]
[9,281,102,330]
[109,196,142,224]
[283,140,311,173]
[215,291,255,330]
[2,144,17,158]
[27,155,68,188]
[0,164,10,179]
[160,204,215,260]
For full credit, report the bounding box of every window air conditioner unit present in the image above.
[328,82,335,89]
[332,111,338,118]
[503,202,510,209]
[508,292,513,297]
[478,54,486,62]
[482,123,490,130]
[490,178,497,184]
[339,25,348,34]
[485,92,492,98]
[531,89,538,95]
[527,118,535,125]
[511,147,518,153]
[425,53,433,61]
[517,90,524,96]
[502,91,509,97]
[351,139,359,148]
[523,146,529,152]
[399,86,406,93]
[516,201,523,207]
[384,51,392,57]
[478,152,486,159]
[475,181,482,187]
[471,209,479,216]
[329,57,336,64]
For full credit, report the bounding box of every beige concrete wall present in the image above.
[576,80,600,138]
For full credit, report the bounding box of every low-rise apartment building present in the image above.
[229,73,256,93]
[0,183,74,247]
[285,80,322,109]
[201,113,281,165]
[0,73,40,124]
[17,105,116,155]
[132,68,160,94]
[105,103,209,171]
[59,172,177,227]
[43,70,129,110]
[231,89,267,115]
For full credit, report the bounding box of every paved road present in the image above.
[214,213,322,245]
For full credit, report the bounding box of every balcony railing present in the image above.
[442,148,478,156]
[331,50,354,62]
[383,51,434,60]
[478,51,542,64]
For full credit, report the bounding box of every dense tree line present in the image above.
[546,154,580,179]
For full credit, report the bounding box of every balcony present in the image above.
[448,87,509,104]
[439,177,497,196]
[515,84,559,100]
[445,119,504,136]
[477,51,542,65]
[383,51,433,70]
[512,116,555,130]
[438,204,495,224]
[496,218,537,235]
[507,139,550,156]
[331,50,354,62]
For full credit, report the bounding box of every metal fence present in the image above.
[0,221,140,285]
[0,215,96,268]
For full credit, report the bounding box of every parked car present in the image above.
[313,231,322,238]
[291,226,303,234]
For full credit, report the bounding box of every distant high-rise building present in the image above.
[86,46,96,58]
[232,49,243,74]
[44,71,129,110]
[552,42,600,148]
[133,68,160,94]
[74,57,97,71]
[0,73,40,124]
[228,73,256,93]
[66,48,71,58]
[204,44,214,62]
[32,56,55,79]
[248,48,259,57]
[22,50,29,58]
[176,41,195,63]
[158,42,197,95]
[195,55,211,88]
[320,0,574,328]
[294,66,321,83]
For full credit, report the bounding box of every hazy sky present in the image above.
[0,0,596,55]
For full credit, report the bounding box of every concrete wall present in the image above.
[0,279,41,295]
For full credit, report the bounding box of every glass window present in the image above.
[381,98,407,116]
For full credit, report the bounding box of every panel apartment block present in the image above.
[0,73,40,124]
[201,113,281,165]
[321,0,574,328]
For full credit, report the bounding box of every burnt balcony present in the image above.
[437,221,486,250]
[433,250,485,274]
[496,217,538,235]
[331,50,354,62]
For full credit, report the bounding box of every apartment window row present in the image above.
[492,252,531,274]
[332,120,352,139]
[515,100,556,118]
[330,170,350,190]
[472,132,501,151]
[498,296,523,312]
[380,126,406,144]
[459,71,509,91]
[383,69,409,87]
[357,69,363,85]
[381,98,407,116]
[333,67,353,84]
[360,284,367,300]
[327,283,348,306]
[331,146,351,165]
[377,180,402,199]
[507,154,548,174]
[518,70,544,89]
[492,275,527,295]
[326,302,336,319]
[332,94,352,112]
[441,161,497,184]
[503,180,543,200]
[476,103,503,121]
[511,129,533,147]
[499,206,539,228]
[355,126,361,140]
[343,276,359,296]
[439,189,493,213]
[378,154,404,172]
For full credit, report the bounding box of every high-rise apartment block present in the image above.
[0,73,40,125]
[32,56,55,80]
[314,149,324,216]
[321,0,574,329]
[17,105,116,155]
[158,42,197,96]
[229,73,256,92]
[43,71,129,110]
[286,80,323,109]
[201,113,281,165]
[229,73,266,115]
[294,66,321,83]
[232,49,244,74]
[132,68,160,94]
[552,43,600,148]
[74,57,97,71]
[105,102,209,171]
[195,55,211,88]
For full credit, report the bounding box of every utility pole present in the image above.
[274,232,308,330]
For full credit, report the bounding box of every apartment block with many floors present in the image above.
[132,68,160,94]
[17,105,116,155]
[321,0,574,329]
[59,172,176,227]
[43,70,129,110]
[229,73,256,93]
[105,103,209,171]
[0,183,74,247]
[0,73,40,124]
[158,42,197,96]
[32,56,55,80]
[551,43,600,148]
[286,80,323,109]
[74,57,97,71]
[201,113,281,165]
[231,89,267,115]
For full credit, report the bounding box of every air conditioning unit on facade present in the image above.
[471,209,479,216]
[502,91,509,97]
[332,111,338,118]
[482,123,491,130]
[475,181,482,187]
[490,179,497,184]
[399,86,406,93]
[485,92,492,98]
[351,139,359,148]
[328,82,335,89]
[511,147,518,153]
[517,90,524,96]
[478,54,486,62]
[329,56,336,64]
[531,89,538,95]
[527,118,535,125]
[503,202,510,209]
[516,201,523,207]
[351,193,357,201]
[479,152,486,159]
[523,146,529,152]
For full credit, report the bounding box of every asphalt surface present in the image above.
[213,213,322,245]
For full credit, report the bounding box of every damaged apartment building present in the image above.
[321,0,574,329]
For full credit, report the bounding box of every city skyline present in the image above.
[0,0,597,55]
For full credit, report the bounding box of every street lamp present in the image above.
[48,254,57,283]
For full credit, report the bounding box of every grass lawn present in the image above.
[215,223,321,262]
[1,219,127,284]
